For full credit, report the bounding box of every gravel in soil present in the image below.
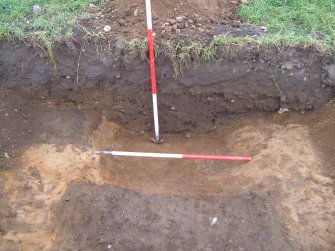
[80,0,248,42]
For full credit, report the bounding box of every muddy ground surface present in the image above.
[0,84,334,250]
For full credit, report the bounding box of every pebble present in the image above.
[210,217,218,225]
[260,26,267,32]
[167,19,176,25]
[133,9,138,17]
[118,19,126,26]
[89,4,97,13]
[4,153,10,159]
[176,29,181,34]
[104,25,112,32]
[278,107,289,114]
[33,4,41,16]
[172,24,177,31]
[164,26,173,32]
[177,22,185,29]
[176,16,184,23]
[152,11,158,20]
[232,20,241,27]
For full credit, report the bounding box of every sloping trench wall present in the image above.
[0,41,334,133]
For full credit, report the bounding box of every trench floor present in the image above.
[0,89,334,250]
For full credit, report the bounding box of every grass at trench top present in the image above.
[239,0,335,51]
[0,0,334,53]
[0,0,106,41]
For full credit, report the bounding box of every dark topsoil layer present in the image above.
[0,40,334,134]
[51,182,295,251]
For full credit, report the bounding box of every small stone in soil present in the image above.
[118,19,126,26]
[89,4,97,12]
[177,22,185,29]
[104,25,112,32]
[278,107,289,114]
[167,19,177,25]
[260,26,267,32]
[165,26,173,32]
[232,20,241,27]
[176,16,184,23]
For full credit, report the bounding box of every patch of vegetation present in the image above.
[239,0,335,51]
[125,35,262,75]
[0,0,106,42]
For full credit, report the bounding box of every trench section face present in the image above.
[0,100,334,250]
[0,43,335,250]
[0,43,334,133]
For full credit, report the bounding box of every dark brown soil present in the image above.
[52,182,293,251]
[81,0,244,41]
[1,42,334,140]
[0,85,334,250]
[0,1,334,249]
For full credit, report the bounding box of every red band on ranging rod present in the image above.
[183,154,252,161]
[147,29,157,94]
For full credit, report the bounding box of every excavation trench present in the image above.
[0,42,334,250]
[1,42,335,133]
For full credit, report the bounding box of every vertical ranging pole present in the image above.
[145,0,160,142]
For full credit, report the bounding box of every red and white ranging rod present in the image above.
[94,1,252,162]
[145,0,160,143]
[95,150,252,161]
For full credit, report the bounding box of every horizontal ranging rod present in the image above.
[95,151,252,161]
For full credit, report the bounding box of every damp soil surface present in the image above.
[0,85,334,251]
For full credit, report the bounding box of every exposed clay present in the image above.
[0,42,334,134]
[0,87,334,250]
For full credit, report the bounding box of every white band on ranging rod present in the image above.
[145,0,160,142]
[95,151,252,161]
